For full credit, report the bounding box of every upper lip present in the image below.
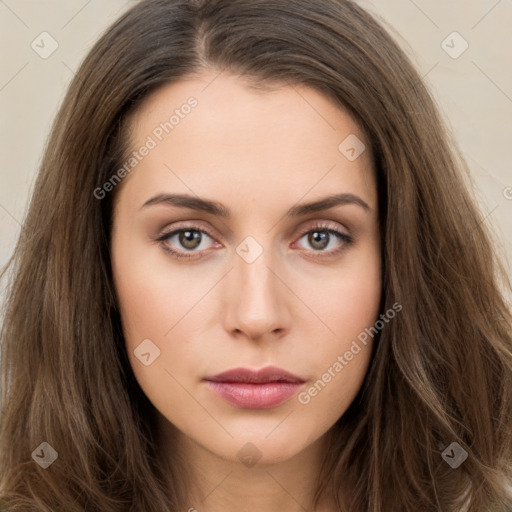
[204,366,305,384]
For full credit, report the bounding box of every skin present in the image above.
[111,71,381,512]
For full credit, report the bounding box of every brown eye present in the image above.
[177,230,203,250]
[307,231,330,251]
[295,223,354,259]
[156,225,218,260]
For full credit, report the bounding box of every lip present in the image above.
[203,366,306,409]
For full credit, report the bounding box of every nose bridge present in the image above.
[223,234,289,339]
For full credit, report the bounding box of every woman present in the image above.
[1,0,511,510]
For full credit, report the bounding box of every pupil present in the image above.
[309,231,328,250]
[180,230,201,249]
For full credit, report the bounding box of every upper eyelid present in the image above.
[157,221,218,241]
[297,220,347,235]
[158,218,348,235]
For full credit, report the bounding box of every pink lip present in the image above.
[204,366,306,409]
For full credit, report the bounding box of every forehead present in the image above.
[116,71,376,215]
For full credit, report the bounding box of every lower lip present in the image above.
[205,381,303,409]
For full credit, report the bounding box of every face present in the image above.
[110,71,381,466]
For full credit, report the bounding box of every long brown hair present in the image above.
[1,0,511,510]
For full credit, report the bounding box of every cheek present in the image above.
[295,297,379,431]
[295,243,381,415]
[111,222,196,345]
[111,227,173,372]
[111,244,204,422]
[314,269,381,335]
[297,236,382,348]
[113,263,170,345]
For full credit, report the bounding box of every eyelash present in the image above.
[155,222,354,261]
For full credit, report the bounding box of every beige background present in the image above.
[1,0,511,289]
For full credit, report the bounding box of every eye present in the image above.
[156,221,353,261]
[156,224,218,260]
[294,222,353,259]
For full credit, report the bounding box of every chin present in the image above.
[201,430,320,468]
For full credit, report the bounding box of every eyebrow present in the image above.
[140,192,371,217]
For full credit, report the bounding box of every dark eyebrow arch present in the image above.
[140,192,371,217]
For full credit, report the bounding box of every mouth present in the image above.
[203,366,306,409]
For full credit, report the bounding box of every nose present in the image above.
[222,243,292,342]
